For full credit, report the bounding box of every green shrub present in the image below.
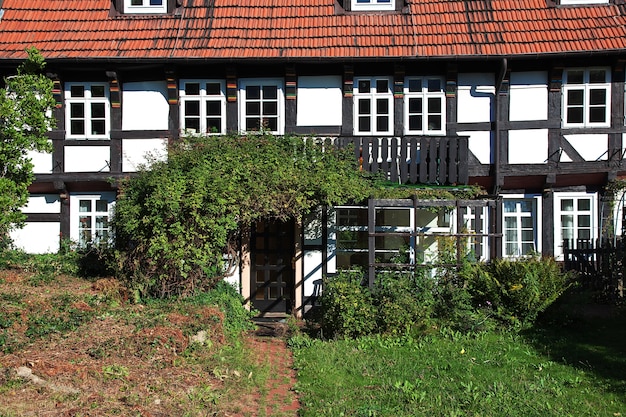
[320,270,376,338]
[373,270,434,335]
[463,256,573,328]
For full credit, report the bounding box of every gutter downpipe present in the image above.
[494,58,508,196]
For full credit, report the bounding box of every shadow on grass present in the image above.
[523,290,626,393]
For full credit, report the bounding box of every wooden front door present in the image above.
[251,220,295,314]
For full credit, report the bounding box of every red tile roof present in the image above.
[0,0,625,61]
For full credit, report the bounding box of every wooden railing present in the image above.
[335,136,469,185]
[563,239,625,298]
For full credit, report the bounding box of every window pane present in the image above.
[131,0,142,5]
[427,79,441,92]
[589,107,606,123]
[561,199,574,211]
[376,98,388,115]
[578,215,591,227]
[358,116,370,132]
[206,100,221,116]
[427,115,441,131]
[246,102,261,116]
[95,200,108,212]
[70,103,84,118]
[504,217,517,228]
[246,86,260,100]
[185,83,200,95]
[70,85,85,97]
[150,0,163,5]
[376,116,388,132]
[206,82,221,95]
[246,117,260,131]
[91,120,105,135]
[408,79,421,92]
[566,70,584,84]
[567,89,584,105]
[337,208,367,226]
[521,230,534,241]
[358,80,370,94]
[71,120,85,135]
[358,99,371,115]
[185,101,200,116]
[408,115,422,131]
[409,97,422,113]
[263,101,278,116]
[96,216,108,229]
[578,199,591,211]
[578,229,591,240]
[91,85,105,97]
[428,97,441,113]
[589,69,606,83]
[561,214,574,228]
[264,117,278,132]
[589,89,606,106]
[337,231,368,249]
[206,118,221,133]
[504,201,516,213]
[91,103,105,118]
[376,79,388,93]
[263,86,277,99]
[185,118,200,132]
[79,200,91,212]
[521,217,534,228]
[567,107,584,124]
[520,201,533,212]
[376,208,410,227]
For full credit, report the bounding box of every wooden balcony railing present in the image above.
[335,136,469,185]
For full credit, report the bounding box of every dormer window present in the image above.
[124,0,167,14]
[351,0,395,11]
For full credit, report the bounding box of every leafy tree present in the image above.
[113,133,372,298]
[0,48,55,248]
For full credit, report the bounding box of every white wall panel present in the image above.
[457,73,495,123]
[21,194,60,214]
[458,130,493,164]
[65,146,110,172]
[122,81,169,131]
[122,138,168,172]
[508,129,548,164]
[509,71,548,121]
[563,134,608,161]
[296,76,342,126]
[10,222,60,254]
[28,145,53,174]
[303,250,323,298]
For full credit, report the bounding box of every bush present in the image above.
[462,256,573,328]
[320,271,376,338]
[373,270,434,335]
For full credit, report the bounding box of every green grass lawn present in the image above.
[292,310,626,417]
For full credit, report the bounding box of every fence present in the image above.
[336,136,469,185]
[563,239,625,298]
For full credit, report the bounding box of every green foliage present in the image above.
[462,256,573,328]
[373,271,434,335]
[186,280,256,336]
[320,270,376,338]
[0,249,80,277]
[0,48,55,244]
[113,133,372,298]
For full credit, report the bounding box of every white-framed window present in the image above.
[353,77,394,136]
[69,193,115,247]
[124,0,167,14]
[502,196,542,258]
[351,0,395,11]
[239,79,284,135]
[458,206,490,261]
[562,68,610,128]
[179,80,226,135]
[404,77,446,135]
[554,192,597,259]
[65,83,110,140]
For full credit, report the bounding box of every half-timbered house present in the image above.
[1,0,626,316]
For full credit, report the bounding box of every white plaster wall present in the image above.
[303,250,323,298]
[21,194,61,214]
[509,72,548,121]
[458,130,493,164]
[65,146,110,172]
[563,134,608,161]
[296,76,342,126]
[28,147,53,174]
[10,222,60,254]
[122,138,168,172]
[122,81,169,131]
[508,129,548,164]
[457,73,495,123]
